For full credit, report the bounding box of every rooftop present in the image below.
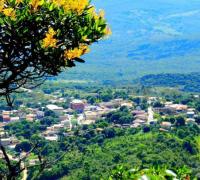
[46,104,64,110]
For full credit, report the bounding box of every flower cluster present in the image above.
[64,44,90,60]
[0,0,110,68]
[0,0,16,20]
[42,28,58,48]
[29,0,44,12]
[52,0,88,14]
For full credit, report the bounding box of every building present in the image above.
[61,120,71,129]
[26,114,36,121]
[44,135,58,141]
[36,111,45,119]
[0,137,18,147]
[132,110,146,116]
[46,104,64,115]
[84,111,101,121]
[3,115,11,122]
[70,99,85,113]
[186,118,196,124]
[160,121,172,130]
[153,107,176,115]
[84,105,98,111]
[166,104,188,113]
[10,117,20,122]
[121,102,133,108]
[187,111,195,118]
[59,115,69,121]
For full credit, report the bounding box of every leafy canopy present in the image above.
[0,0,110,103]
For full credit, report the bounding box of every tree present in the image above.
[0,0,110,105]
[15,140,32,152]
[175,116,185,127]
[153,101,164,108]
[0,0,109,178]
[102,128,116,138]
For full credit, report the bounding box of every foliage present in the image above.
[27,126,200,179]
[106,107,133,124]
[108,165,193,180]
[140,73,200,92]
[0,0,110,104]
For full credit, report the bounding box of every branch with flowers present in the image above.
[0,0,111,106]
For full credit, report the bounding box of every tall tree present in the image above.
[0,0,110,105]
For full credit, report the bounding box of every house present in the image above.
[132,110,146,116]
[160,121,172,130]
[120,102,133,108]
[159,128,169,132]
[70,99,85,113]
[84,105,98,111]
[52,124,65,132]
[64,108,74,115]
[166,104,188,113]
[26,114,36,121]
[59,115,69,121]
[153,107,176,115]
[133,119,146,124]
[36,111,45,119]
[99,100,120,109]
[46,104,64,115]
[131,123,141,128]
[186,118,196,124]
[3,115,11,122]
[44,135,58,141]
[0,137,18,147]
[0,131,6,138]
[134,114,147,121]
[10,117,20,122]
[61,120,71,129]
[187,111,195,118]
[84,111,101,121]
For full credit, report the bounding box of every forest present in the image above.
[140,73,200,92]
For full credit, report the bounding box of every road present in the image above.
[147,106,154,124]
[22,163,28,180]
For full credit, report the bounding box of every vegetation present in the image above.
[27,124,200,179]
[2,101,200,179]
[140,73,200,92]
[0,0,110,105]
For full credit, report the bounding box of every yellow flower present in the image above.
[88,6,99,20]
[3,8,16,20]
[104,27,112,36]
[52,0,65,7]
[15,0,23,4]
[52,0,89,14]
[0,0,5,13]
[29,0,43,12]
[42,27,58,48]
[99,9,105,18]
[64,44,90,60]
[48,27,56,36]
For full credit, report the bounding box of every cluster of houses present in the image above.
[42,98,134,140]
[0,98,135,143]
[131,110,148,128]
[0,95,199,146]
[153,101,198,131]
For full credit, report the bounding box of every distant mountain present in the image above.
[59,0,200,82]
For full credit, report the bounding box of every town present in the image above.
[0,89,199,150]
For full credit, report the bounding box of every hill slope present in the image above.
[59,0,200,82]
